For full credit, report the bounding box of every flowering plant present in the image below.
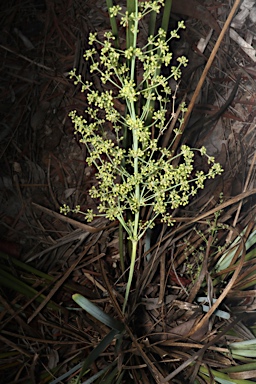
[61,0,223,311]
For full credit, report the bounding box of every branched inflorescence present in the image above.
[61,0,223,309]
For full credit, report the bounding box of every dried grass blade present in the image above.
[187,235,213,303]
[156,188,256,253]
[0,44,53,71]
[172,0,242,152]
[27,233,100,323]
[32,202,117,233]
[0,334,31,358]
[222,362,256,380]
[162,315,243,382]
[0,268,60,312]
[227,152,256,242]
[200,365,256,384]
[99,260,123,319]
[188,223,253,338]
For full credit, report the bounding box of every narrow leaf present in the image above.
[78,329,117,380]
[82,363,117,384]
[72,294,124,332]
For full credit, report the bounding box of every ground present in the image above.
[0,1,256,383]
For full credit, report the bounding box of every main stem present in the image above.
[122,238,138,312]
[122,0,140,314]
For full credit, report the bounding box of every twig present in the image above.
[0,44,54,71]
[0,334,31,358]
[159,188,256,248]
[32,202,117,233]
[47,155,60,210]
[226,152,256,242]
[27,232,101,323]
[83,272,107,294]
[187,222,253,339]
[162,314,243,382]
[187,236,213,304]
[158,251,166,304]
[172,0,242,153]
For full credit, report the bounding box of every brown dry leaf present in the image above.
[30,101,50,131]
[229,371,256,380]
[47,348,59,370]
[167,317,208,342]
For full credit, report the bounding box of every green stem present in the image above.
[126,0,136,51]
[145,0,172,126]
[130,2,139,84]
[122,0,137,175]
[161,0,173,33]
[148,7,157,44]
[122,238,138,312]
[106,0,120,48]
[119,223,125,273]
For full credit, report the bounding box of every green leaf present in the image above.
[78,329,118,380]
[82,361,117,384]
[221,362,256,373]
[200,366,256,384]
[216,227,256,272]
[50,363,84,384]
[0,267,61,312]
[72,294,124,332]
[230,339,256,349]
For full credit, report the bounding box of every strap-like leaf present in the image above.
[78,329,118,380]
[72,294,124,332]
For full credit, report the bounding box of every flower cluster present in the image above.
[65,0,223,242]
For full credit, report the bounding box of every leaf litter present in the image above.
[0,0,256,383]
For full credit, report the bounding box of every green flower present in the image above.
[88,32,97,45]
[83,48,96,60]
[125,47,134,60]
[85,209,94,222]
[109,5,121,17]
[119,79,138,102]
